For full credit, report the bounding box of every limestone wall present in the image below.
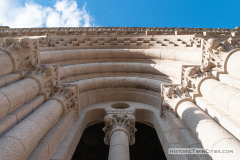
[0,27,239,160]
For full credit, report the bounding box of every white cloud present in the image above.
[0,0,93,28]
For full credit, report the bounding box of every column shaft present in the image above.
[200,78,240,121]
[177,101,240,160]
[0,78,39,119]
[0,51,13,77]
[0,100,63,160]
[226,50,240,78]
[109,131,130,160]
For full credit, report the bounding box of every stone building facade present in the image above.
[0,26,240,160]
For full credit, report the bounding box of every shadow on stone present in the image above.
[72,122,166,160]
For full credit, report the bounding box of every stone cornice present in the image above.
[0,27,240,37]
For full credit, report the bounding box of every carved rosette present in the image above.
[48,84,79,118]
[102,110,137,145]
[161,84,192,117]
[26,65,59,94]
[0,37,39,72]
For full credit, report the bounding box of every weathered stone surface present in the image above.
[0,27,240,160]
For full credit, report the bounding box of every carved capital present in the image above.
[190,37,201,47]
[161,84,193,117]
[201,38,240,73]
[201,39,224,72]
[48,84,79,118]
[26,65,59,93]
[0,37,39,72]
[102,110,137,145]
[181,65,214,93]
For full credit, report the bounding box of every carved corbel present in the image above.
[48,84,79,118]
[160,65,214,118]
[190,36,201,47]
[39,37,48,47]
[181,65,215,96]
[201,39,223,73]
[0,37,40,73]
[160,84,193,118]
[26,65,60,94]
[201,38,240,74]
[102,109,137,145]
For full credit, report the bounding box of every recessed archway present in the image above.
[72,122,166,160]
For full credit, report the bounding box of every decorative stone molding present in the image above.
[0,37,39,72]
[26,65,60,94]
[48,84,79,118]
[190,36,201,47]
[181,65,213,93]
[1,27,240,35]
[201,38,240,73]
[160,84,193,117]
[160,64,215,118]
[102,109,137,145]
[39,36,195,49]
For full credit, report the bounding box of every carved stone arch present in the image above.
[83,108,156,130]
[77,101,162,135]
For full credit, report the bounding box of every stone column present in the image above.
[0,84,79,160]
[0,37,40,77]
[0,100,62,160]
[0,65,59,119]
[0,50,14,77]
[102,110,137,160]
[0,78,39,118]
[199,78,240,121]
[177,101,240,160]
[226,50,240,78]
[109,130,130,160]
[161,84,240,160]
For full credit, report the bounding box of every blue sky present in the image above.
[0,0,239,28]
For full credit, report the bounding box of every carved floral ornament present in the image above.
[201,38,240,73]
[26,65,60,94]
[1,27,239,35]
[160,37,240,119]
[102,110,137,145]
[180,38,240,93]
[181,65,214,92]
[161,84,192,117]
[48,84,80,118]
[161,65,216,118]
[0,37,39,72]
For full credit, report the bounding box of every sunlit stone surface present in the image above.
[0,26,240,160]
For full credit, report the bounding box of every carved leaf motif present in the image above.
[0,37,39,72]
[103,110,136,145]
[49,83,79,118]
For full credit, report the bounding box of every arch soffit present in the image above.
[77,101,163,131]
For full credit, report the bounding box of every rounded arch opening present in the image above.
[72,122,166,160]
